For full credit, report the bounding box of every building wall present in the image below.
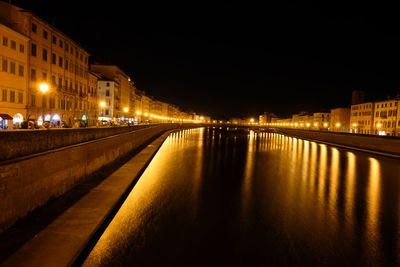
[350,102,374,134]
[373,100,399,136]
[87,72,99,126]
[330,107,350,132]
[97,80,115,120]
[0,2,90,127]
[313,113,330,130]
[0,23,29,129]
[90,65,132,121]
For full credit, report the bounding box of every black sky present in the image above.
[7,0,400,118]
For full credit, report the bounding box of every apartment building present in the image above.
[350,102,374,134]
[312,113,330,130]
[90,64,133,122]
[330,107,350,132]
[0,23,29,129]
[0,2,91,127]
[87,71,100,126]
[97,80,117,121]
[373,99,399,136]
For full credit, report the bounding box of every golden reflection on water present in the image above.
[241,130,255,216]
[328,148,340,228]
[366,157,381,262]
[345,152,356,232]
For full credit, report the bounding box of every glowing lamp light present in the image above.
[123,107,129,113]
[336,123,340,127]
[136,110,141,115]
[144,113,148,117]
[39,83,49,93]
[306,123,310,127]
[324,123,328,127]
[100,101,106,107]
[250,118,254,123]
[314,123,318,127]
[377,123,382,128]
[352,123,357,127]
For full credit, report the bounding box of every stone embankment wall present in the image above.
[277,128,400,155]
[0,124,179,233]
[0,124,172,161]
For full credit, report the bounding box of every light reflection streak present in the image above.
[345,152,356,231]
[317,144,328,220]
[241,130,255,217]
[366,157,381,262]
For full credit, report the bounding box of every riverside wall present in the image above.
[0,124,179,233]
[277,128,400,156]
[0,124,165,161]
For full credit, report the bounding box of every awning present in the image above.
[0,114,13,120]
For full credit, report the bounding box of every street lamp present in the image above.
[39,83,49,127]
[100,101,106,124]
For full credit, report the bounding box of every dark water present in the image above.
[83,128,400,266]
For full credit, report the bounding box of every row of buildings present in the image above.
[0,2,209,130]
[256,91,400,137]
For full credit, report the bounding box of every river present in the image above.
[82,127,400,266]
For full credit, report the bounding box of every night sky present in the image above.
[7,1,400,119]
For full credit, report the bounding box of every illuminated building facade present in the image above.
[350,102,374,134]
[330,107,350,132]
[0,1,91,127]
[91,65,133,122]
[0,23,29,129]
[312,113,330,130]
[87,72,100,126]
[373,99,399,136]
[97,80,117,121]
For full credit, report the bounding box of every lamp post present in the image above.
[39,83,49,127]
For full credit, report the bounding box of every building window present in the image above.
[58,77,62,89]
[52,35,56,44]
[18,65,24,76]
[43,30,48,39]
[10,62,15,74]
[11,40,16,50]
[106,90,110,96]
[59,40,63,48]
[2,37,8,46]
[50,97,55,108]
[19,44,24,53]
[32,23,37,33]
[10,90,15,102]
[31,69,36,81]
[2,89,7,101]
[65,43,69,51]
[2,59,7,72]
[30,94,36,106]
[70,47,73,54]
[31,43,37,56]
[52,53,56,64]
[42,48,47,61]
[42,95,46,108]
[65,60,68,70]
[51,75,56,86]
[18,92,23,104]
[42,72,47,80]
[58,56,63,67]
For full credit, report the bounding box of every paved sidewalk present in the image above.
[1,131,172,267]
